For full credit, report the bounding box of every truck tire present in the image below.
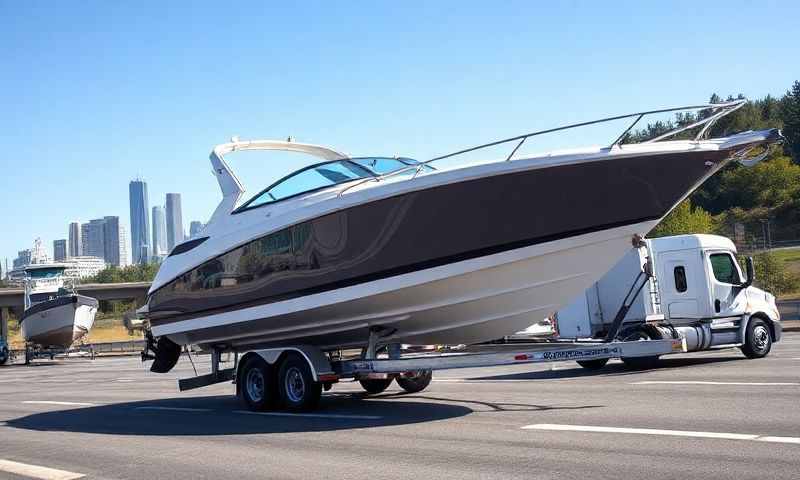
[278,353,322,412]
[237,356,279,411]
[359,378,393,394]
[396,370,433,394]
[577,358,609,370]
[0,346,8,365]
[621,326,661,370]
[741,318,772,359]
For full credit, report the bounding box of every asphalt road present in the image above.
[1,335,799,480]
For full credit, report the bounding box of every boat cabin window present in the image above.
[242,160,373,209]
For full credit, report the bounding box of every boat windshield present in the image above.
[239,156,433,211]
[351,157,432,175]
[241,160,374,210]
[26,268,65,279]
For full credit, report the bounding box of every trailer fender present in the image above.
[239,346,336,382]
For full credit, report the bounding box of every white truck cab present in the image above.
[553,234,781,366]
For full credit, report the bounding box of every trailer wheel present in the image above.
[359,378,393,395]
[577,358,609,370]
[278,353,322,411]
[741,318,772,359]
[621,326,661,370]
[237,356,279,411]
[396,370,433,394]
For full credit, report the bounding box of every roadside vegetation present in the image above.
[648,80,800,298]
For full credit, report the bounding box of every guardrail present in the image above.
[778,300,800,321]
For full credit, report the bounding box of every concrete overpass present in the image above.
[0,282,151,342]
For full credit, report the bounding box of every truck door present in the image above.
[657,250,702,320]
[706,251,747,319]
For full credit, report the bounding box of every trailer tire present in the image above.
[577,358,609,370]
[621,326,661,370]
[396,370,433,394]
[278,353,322,412]
[237,356,279,411]
[741,317,772,359]
[359,378,393,395]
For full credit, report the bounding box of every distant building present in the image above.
[68,222,82,257]
[129,179,151,264]
[63,256,107,280]
[12,249,32,269]
[165,193,184,251]
[53,239,67,262]
[189,221,205,238]
[81,217,128,267]
[151,205,167,257]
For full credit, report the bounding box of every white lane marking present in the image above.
[0,459,85,480]
[631,381,799,386]
[134,406,212,412]
[234,410,382,420]
[22,401,97,407]
[521,424,800,445]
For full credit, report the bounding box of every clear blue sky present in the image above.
[1,1,798,267]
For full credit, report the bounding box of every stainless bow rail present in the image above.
[339,99,747,197]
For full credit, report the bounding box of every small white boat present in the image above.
[20,264,98,349]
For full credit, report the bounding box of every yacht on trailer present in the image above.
[21,263,98,349]
[139,99,781,373]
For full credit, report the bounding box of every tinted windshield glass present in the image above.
[352,157,433,176]
[245,160,372,209]
[27,268,65,279]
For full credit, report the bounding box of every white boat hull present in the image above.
[21,297,98,348]
[155,221,655,350]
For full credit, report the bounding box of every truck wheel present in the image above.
[359,378,393,394]
[396,370,433,394]
[237,356,279,411]
[621,327,661,370]
[0,346,8,365]
[741,318,772,359]
[577,358,609,370]
[278,353,322,411]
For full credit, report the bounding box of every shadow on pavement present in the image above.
[468,355,744,381]
[6,393,472,436]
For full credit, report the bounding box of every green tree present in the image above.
[781,80,800,163]
[87,263,160,284]
[747,251,800,297]
[650,200,716,238]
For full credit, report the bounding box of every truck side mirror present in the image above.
[742,256,755,287]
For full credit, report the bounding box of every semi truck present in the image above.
[549,234,781,370]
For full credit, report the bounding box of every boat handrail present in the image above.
[337,99,747,197]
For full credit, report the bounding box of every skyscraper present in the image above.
[81,216,128,267]
[68,222,82,257]
[165,193,184,251]
[189,221,204,238]
[82,219,106,259]
[151,205,167,257]
[53,239,67,262]
[129,179,151,264]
